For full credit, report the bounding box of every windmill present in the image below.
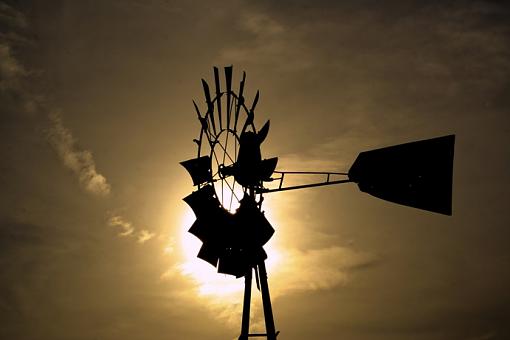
[180,66,455,339]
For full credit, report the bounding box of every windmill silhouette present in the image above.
[181,66,455,339]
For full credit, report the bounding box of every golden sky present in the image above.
[1,1,510,339]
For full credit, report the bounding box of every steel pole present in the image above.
[258,261,277,339]
[239,267,252,340]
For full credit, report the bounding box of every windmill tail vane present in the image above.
[180,66,455,339]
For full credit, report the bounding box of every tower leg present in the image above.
[258,261,277,340]
[239,267,252,340]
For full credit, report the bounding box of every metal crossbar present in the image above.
[257,171,352,193]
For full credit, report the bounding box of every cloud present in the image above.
[116,0,183,13]
[108,214,135,236]
[2,3,110,198]
[271,245,377,296]
[467,331,497,340]
[47,112,111,196]
[0,43,26,90]
[137,229,156,243]
[108,213,157,243]
[2,2,160,259]
[217,10,314,71]
[273,127,397,178]
[0,2,28,30]
[0,2,30,89]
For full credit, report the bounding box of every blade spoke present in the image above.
[223,176,240,204]
[229,179,236,211]
[222,129,230,165]
[214,136,236,164]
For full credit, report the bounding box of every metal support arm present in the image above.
[257,171,352,193]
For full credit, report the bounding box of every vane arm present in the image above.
[257,170,352,193]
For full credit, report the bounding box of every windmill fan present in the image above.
[180,66,277,278]
[181,66,455,340]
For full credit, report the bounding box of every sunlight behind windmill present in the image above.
[180,66,455,339]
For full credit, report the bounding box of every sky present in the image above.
[1,1,509,339]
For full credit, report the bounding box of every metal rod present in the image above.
[260,179,353,193]
[258,261,277,340]
[239,268,253,340]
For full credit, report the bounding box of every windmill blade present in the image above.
[217,248,247,277]
[201,79,216,135]
[188,219,208,241]
[188,218,227,245]
[234,195,275,247]
[184,185,235,269]
[182,185,219,218]
[250,90,259,114]
[348,135,455,215]
[214,66,222,130]
[234,71,246,132]
[217,247,267,278]
[225,66,233,129]
[257,120,270,144]
[192,100,208,132]
[241,90,258,133]
[180,156,213,186]
[197,243,220,267]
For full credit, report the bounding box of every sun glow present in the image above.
[178,207,281,298]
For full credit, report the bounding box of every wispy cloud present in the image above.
[271,246,377,296]
[2,2,111,198]
[2,2,159,253]
[47,112,111,196]
[0,43,26,90]
[467,331,497,340]
[108,214,135,236]
[217,11,313,71]
[137,229,156,243]
[108,213,157,243]
[0,2,28,30]
[0,2,30,89]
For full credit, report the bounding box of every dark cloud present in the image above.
[0,1,28,30]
